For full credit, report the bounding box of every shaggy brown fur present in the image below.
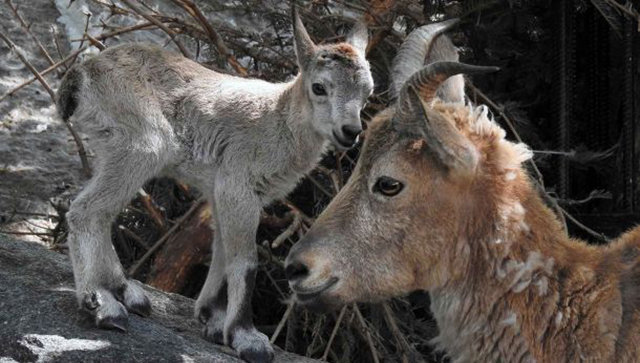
[287,99,640,362]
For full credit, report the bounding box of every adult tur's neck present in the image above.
[428,181,614,362]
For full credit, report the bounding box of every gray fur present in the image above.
[56,11,372,363]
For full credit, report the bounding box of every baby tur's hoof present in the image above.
[83,289,129,332]
[97,313,128,332]
[231,328,275,363]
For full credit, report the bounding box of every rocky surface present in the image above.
[0,0,187,237]
[0,234,317,363]
[0,0,84,240]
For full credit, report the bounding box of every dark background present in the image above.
[1,0,640,362]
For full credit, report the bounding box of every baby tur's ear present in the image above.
[291,6,317,69]
[346,20,368,54]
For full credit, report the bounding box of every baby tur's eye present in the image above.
[312,83,327,96]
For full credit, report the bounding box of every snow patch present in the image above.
[54,0,98,53]
[54,0,183,58]
[50,286,75,293]
[18,334,111,363]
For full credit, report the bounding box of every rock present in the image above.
[0,235,317,363]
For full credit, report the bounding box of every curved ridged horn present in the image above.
[399,62,500,109]
[393,61,499,171]
[390,19,460,99]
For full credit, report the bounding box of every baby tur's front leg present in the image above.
[196,181,274,363]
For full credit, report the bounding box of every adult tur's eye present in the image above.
[373,176,404,197]
[312,83,327,96]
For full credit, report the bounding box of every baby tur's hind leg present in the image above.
[66,132,170,331]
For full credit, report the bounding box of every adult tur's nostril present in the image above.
[285,261,309,282]
[341,124,362,143]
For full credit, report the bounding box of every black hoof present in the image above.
[203,326,224,345]
[127,295,152,317]
[239,347,275,363]
[197,306,211,324]
[83,292,100,311]
[97,314,128,332]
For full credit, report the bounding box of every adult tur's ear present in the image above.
[291,6,316,69]
[393,62,499,172]
[346,20,368,54]
[395,86,479,172]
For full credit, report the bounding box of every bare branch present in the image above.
[270,300,295,343]
[118,225,150,251]
[51,25,69,71]
[382,302,415,363]
[271,211,302,248]
[137,188,166,232]
[353,304,381,363]
[0,45,88,102]
[322,305,348,360]
[84,32,106,50]
[0,29,92,177]
[0,29,56,100]
[128,198,206,277]
[169,0,247,75]
[0,230,53,236]
[5,0,56,66]
[119,0,191,58]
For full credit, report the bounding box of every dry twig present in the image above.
[0,230,53,236]
[308,175,334,199]
[5,0,56,66]
[128,198,206,277]
[322,305,349,360]
[0,45,88,102]
[0,30,55,99]
[169,0,247,75]
[118,225,150,251]
[353,304,381,363]
[382,302,415,363]
[119,0,191,58]
[67,11,92,69]
[0,29,92,178]
[270,300,295,343]
[271,211,302,248]
[262,265,286,300]
[283,200,314,226]
[84,32,105,50]
[137,188,166,232]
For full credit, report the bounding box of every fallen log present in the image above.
[147,201,213,293]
